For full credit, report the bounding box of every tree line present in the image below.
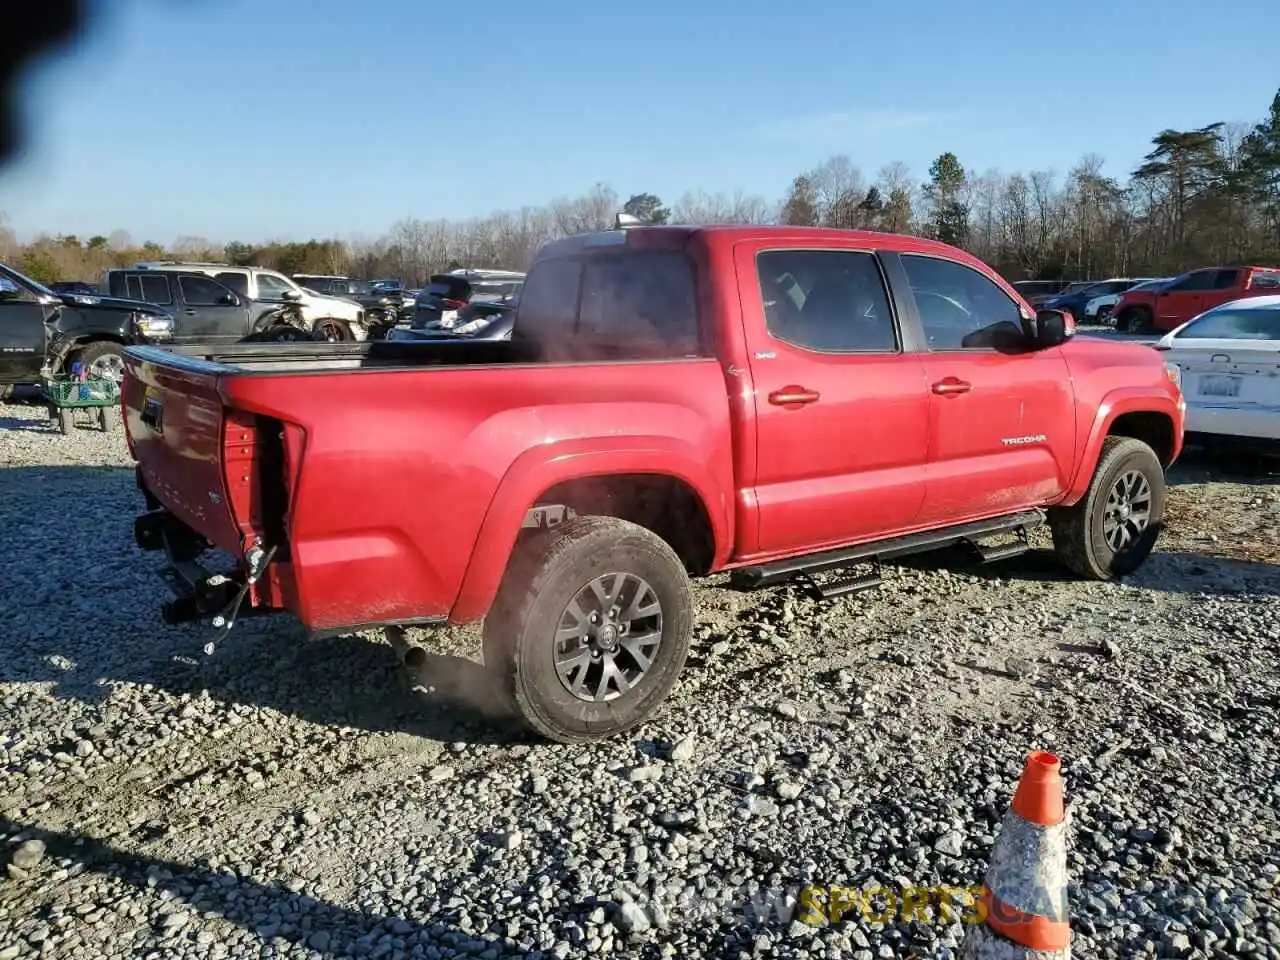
[4,87,1278,289]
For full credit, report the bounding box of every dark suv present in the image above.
[103,269,286,343]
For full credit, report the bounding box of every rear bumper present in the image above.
[1185,404,1280,442]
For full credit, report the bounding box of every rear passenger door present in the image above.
[895,253,1076,525]
[733,242,931,556]
[172,274,250,343]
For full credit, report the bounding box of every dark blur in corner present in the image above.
[1,0,87,169]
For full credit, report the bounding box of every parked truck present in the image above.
[1113,265,1280,333]
[121,223,1185,743]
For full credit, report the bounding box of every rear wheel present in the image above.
[483,516,693,743]
[1050,436,1166,579]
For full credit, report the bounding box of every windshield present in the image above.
[1132,278,1170,292]
[1061,282,1094,295]
[1,262,56,297]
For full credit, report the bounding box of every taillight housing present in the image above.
[441,298,467,311]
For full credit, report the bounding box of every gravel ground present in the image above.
[1,399,1278,960]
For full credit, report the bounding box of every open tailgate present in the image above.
[123,346,246,553]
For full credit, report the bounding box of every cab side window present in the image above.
[1166,270,1216,292]
[756,249,898,352]
[900,255,1024,350]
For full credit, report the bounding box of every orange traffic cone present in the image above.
[963,751,1071,959]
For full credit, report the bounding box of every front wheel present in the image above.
[70,341,125,383]
[1049,436,1166,579]
[314,319,351,342]
[483,516,693,743]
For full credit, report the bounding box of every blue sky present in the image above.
[1,0,1277,245]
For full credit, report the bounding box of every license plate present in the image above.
[141,387,164,432]
[1198,374,1241,398]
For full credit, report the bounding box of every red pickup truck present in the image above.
[1114,264,1280,333]
[122,224,1185,743]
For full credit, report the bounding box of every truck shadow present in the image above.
[0,817,517,958]
[0,462,523,747]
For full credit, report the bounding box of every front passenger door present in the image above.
[0,273,50,382]
[174,274,250,342]
[899,253,1076,525]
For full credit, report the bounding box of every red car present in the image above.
[1113,265,1280,333]
[122,223,1185,742]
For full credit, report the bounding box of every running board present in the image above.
[731,510,1045,591]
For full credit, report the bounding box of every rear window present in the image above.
[515,249,701,360]
[1178,306,1280,341]
[424,276,473,300]
[215,272,249,296]
[121,274,171,304]
[139,274,172,305]
[1249,270,1280,290]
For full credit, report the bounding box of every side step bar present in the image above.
[731,509,1045,591]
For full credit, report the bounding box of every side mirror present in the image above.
[217,293,239,306]
[1025,309,1072,349]
[280,289,302,302]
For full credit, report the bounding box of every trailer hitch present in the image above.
[202,545,277,656]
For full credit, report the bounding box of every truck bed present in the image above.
[132,338,529,374]
[121,340,736,632]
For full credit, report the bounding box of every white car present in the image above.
[1084,277,1168,322]
[1156,295,1280,445]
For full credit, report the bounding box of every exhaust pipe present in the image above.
[385,625,427,669]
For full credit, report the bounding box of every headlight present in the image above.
[135,313,174,338]
[1164,361,1182,390]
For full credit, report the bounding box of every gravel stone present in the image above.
[0,404,1276,960]
[668,737,696,763]
[9,841,45,871]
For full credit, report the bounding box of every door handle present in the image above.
[184,309,198,316]
[931,377,972,396]
[768,386,820,406]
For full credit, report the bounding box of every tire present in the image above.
[483,516,693,743]
[1049,436,1166,580]
[315,319,350,342]
[70,341,125,383]
[1115,307,1152,335]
